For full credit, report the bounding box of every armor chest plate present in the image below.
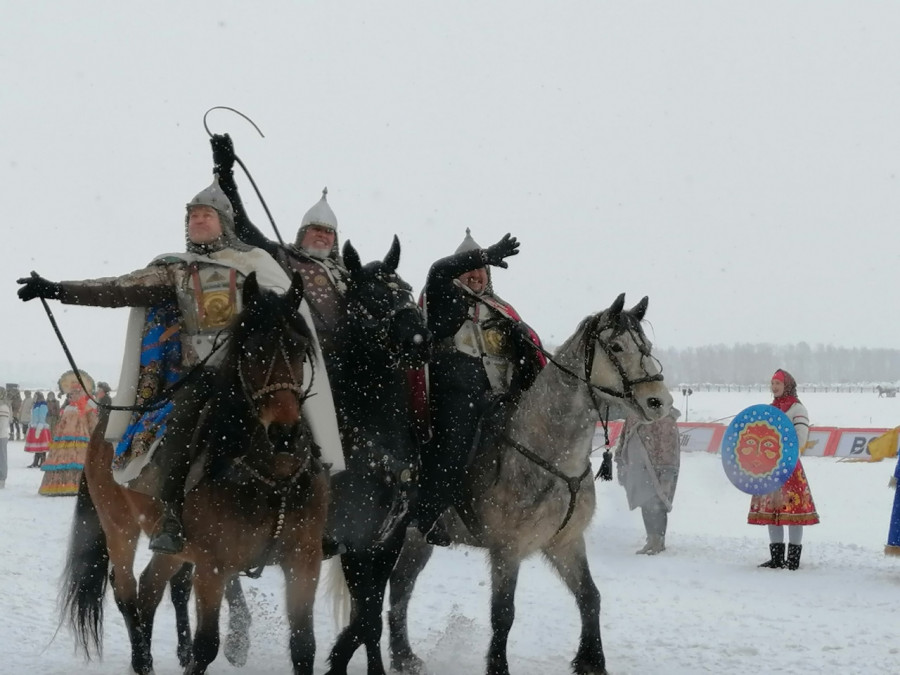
[290,260,344,334]
[452,302,514,392]
[176,264,241,364]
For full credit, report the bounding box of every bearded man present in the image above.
[210,134,348,374]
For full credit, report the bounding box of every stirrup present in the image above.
[149,515,185,555]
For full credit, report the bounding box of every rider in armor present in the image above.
[416,229,546,545]
[17,177,335,555]
[209,134,348,377]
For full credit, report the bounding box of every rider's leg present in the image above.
[148,370,216,554]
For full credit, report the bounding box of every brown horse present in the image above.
[60,272,330,675]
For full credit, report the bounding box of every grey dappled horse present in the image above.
[386,293,673,675]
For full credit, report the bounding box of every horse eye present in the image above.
[610,343,624,353]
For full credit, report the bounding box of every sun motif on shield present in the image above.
[733,421,783,477]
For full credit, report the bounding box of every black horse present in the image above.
[168,236,431,674]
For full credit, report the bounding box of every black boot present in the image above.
[759,543,785,568]
[786,543,802,570]
[149,506,185,554]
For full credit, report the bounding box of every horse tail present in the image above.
[59,473,109,658]
[324,557,351,630]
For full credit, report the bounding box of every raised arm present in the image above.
[211,133,278,255]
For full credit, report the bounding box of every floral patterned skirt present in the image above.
[748,460,820,526]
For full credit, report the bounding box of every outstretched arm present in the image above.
[211,134,278,255]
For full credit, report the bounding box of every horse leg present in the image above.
[388,527,433,674]
[169,563,194,667]
[328,534,403,675]
[282,546,322,675]
[106,534,155,674]
[223,574,251,667]
[138,554,190,669]
[542,537,606,675]
[185,562,226,675]
[61,475,153,675]
[486,552,521,675]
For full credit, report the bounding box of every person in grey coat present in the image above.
[614,408,682,554]
[0,388,10,487]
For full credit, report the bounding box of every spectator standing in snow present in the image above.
[0,388,9,487]
[615,407,682,554]
[24,392,51,467]
[8,389,21,440]
[18,390,33,439]
[885,454,900,557]
[45,391,60,438]
[748,369,820,570]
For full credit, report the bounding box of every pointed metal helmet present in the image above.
[301,187,338,231]
[185,177,235,231]
[455,227,481,254]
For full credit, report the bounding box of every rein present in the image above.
[502,311,664,535]
[37,295,226,413]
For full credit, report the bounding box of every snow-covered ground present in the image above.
[3,390,899,674]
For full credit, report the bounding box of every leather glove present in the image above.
[210,133,235,174]
[482,233,519,268]
[17,272,61,301]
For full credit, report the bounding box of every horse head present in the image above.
[228,271,315,453]
[582,293,673,421]
[342,236,432,368]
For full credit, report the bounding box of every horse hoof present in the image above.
[390,653,428,674]
[224,630,250,667]
[177,640,193,667]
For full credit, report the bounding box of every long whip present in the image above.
[202,106,286,247]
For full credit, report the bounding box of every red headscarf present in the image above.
[771,368,800,412]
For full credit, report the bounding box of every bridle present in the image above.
[507,309,666,536]
[236,321,315,413]
[580,312,665,413]
[347,273,422,361]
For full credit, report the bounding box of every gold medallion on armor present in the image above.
[482,328,508,356]
[314,274,328,287]
[200,289,234,329]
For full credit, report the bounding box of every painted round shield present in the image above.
[721,404,799,495]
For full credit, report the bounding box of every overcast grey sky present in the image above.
[3,2,899,388]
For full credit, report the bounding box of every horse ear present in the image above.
[343,240,362,273]
[630,296,649,322]
[242,272,260,305]
[609,293,626,316]
[287,271,304,310]
[383,235,401,272]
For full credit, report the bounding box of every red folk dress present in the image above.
[747,399,820,527]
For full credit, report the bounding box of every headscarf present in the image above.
[771,368,800,412]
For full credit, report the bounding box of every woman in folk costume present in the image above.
[415,228,546,545]
[615,407,681,555]
[17,176,341,554]
[39,371,98,496]
[749,369,819,570]
[24,391,51,467]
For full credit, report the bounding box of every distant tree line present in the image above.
[654,342,900,386]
